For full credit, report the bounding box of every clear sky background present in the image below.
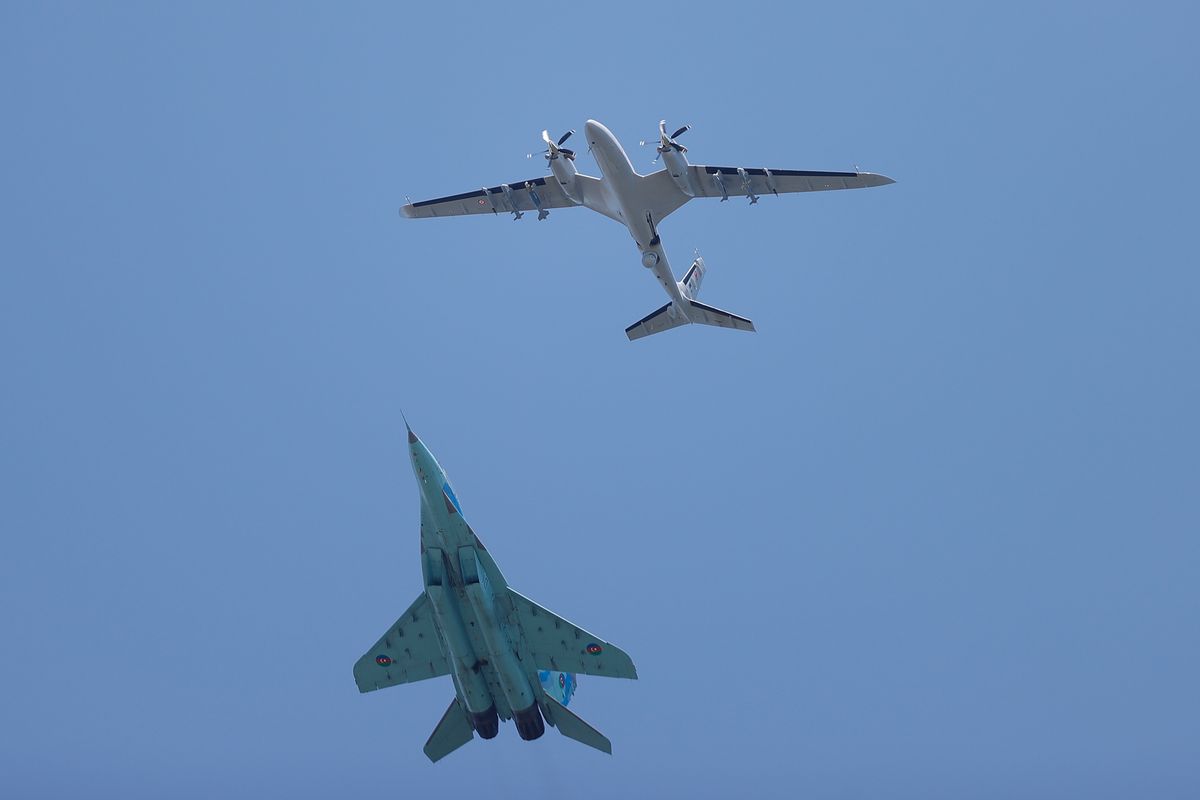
[2,3,1197,798]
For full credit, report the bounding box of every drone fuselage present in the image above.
[582,120,688,306]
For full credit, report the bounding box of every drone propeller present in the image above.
[650,119,690,164]
[542,129,576,161]
[658,120,690,152]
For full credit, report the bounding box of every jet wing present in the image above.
[353,591,450,692]
[508,589,637,680]
[688,165,894,199]
[401,176,582,219]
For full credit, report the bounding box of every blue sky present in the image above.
[2,3,1197,798]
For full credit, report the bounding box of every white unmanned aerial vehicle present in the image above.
[401,120,894,340]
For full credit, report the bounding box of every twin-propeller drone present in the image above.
[401,119,894,340]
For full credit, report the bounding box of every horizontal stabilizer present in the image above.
[542,693,612,755]
[625,302,689,341]
[686,300,755,333]
[423,697,474,763]
[626,297,755,341]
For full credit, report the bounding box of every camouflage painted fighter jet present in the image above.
[353,425,637,762]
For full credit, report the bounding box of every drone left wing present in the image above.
[401,176,577,219]
[688,165,894,200]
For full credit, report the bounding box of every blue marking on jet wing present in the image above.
[442,482,462,514]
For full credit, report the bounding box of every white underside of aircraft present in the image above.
[401,120,894,340]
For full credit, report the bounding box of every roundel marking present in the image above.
[585,643,603,655]
[375,654,393,667]
[559,673,566,688]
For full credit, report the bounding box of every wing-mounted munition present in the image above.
[353,425,637,762]
[399,118,895,339]
[499,182,523,220]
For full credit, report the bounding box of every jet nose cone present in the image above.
[408,427,418,444]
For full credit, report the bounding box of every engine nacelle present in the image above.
[549,156,582,204]
[661,147,694,197]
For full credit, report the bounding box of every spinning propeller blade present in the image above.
[651,119,690,163]
[542,129,576,161]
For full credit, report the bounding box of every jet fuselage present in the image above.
[408,429,543,739]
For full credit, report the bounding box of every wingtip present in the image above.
[399,204,417,218]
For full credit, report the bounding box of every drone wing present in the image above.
[401,175,600,219]
[689,165,894,200]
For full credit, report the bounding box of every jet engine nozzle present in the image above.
[469,705,499,739]
[513,703,546,741]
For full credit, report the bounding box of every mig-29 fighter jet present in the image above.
[401,119,894,340]
[353,425,637,762]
